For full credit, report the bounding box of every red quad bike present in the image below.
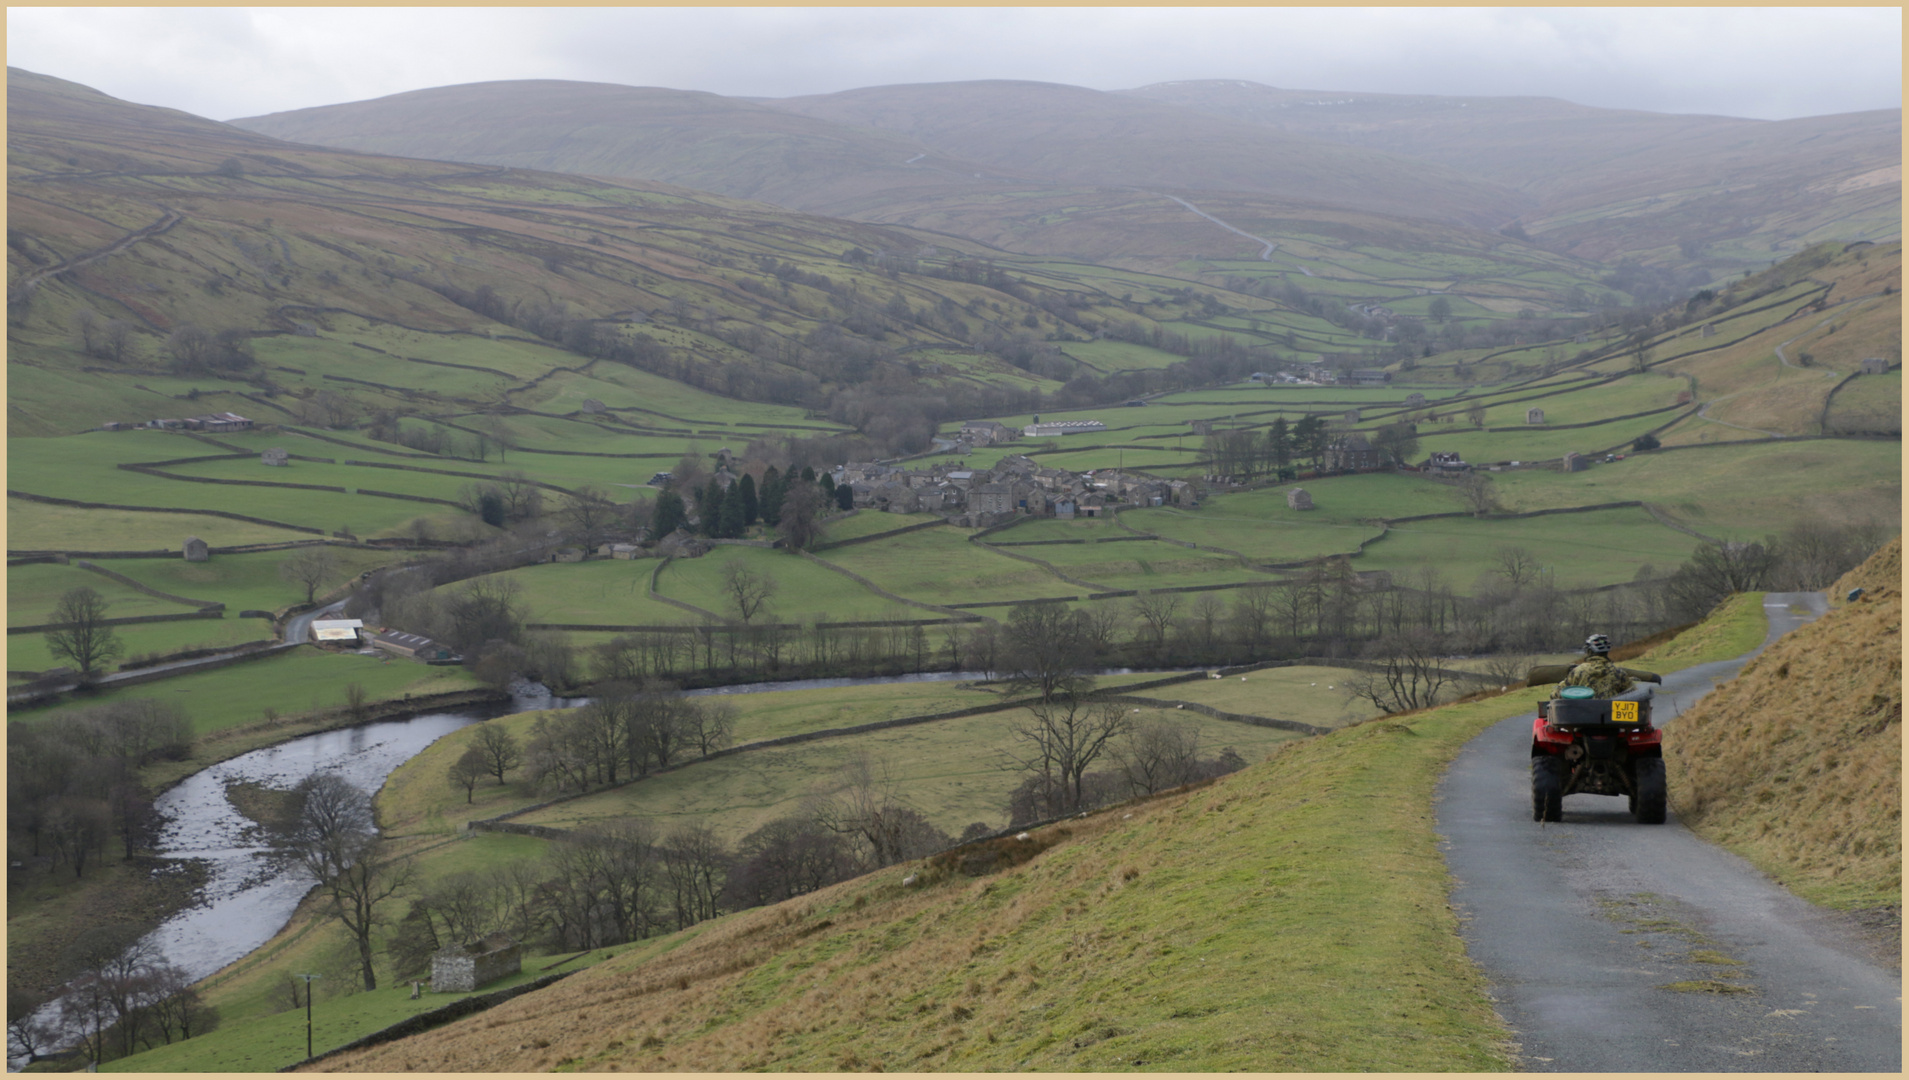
[1526,664,1666,824]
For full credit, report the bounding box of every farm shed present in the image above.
[311,619,364,644]
[430,932,522,992]
[370,630,456,661]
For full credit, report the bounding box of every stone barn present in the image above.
[1404,392,1427,407]
[1563,452,1588,472]
[1861,357,1889,374]
[261,447,289,467]
[431,932,522,992]
[1526,408,1545,425]
[183,537,209,562]
[1286,487,1314,510]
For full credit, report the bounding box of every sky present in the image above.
[6,7,1901,124]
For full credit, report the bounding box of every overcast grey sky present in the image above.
[6,7,1901,123]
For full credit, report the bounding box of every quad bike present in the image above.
[1526,664,1666,824]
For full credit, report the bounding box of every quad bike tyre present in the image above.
[1631,757,1667,824]
[1531,756,1565,822]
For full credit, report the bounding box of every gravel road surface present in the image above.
[1437,592,1900,1071]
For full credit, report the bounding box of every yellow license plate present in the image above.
[1612,701,1640,723]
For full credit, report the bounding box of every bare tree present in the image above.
[278,545,340,606]
[470,723,524,784]
[1004,694,1132,816]
[680,698,735,757]
[1001,603,1095,701]
[1455,473,1500,517]
[1115,718,1204,796]
[661,823,729,930]
[1130,590,1182,650]
[277,774,411,990]
[44,586,122,676]
[561,485,618,550]
[1491,546,1543,590]
[448,748,486,803]
[1340,630,1453,714]
[812,752,947,870]
[720,558,778,624]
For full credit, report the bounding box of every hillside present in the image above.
[1665,538,1902,910]
[301,692,1536,1073]
[1122,80,1903,275]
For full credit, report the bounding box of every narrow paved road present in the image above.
[1437,593,1900,1071]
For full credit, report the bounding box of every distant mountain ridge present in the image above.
[230,75,1898,276]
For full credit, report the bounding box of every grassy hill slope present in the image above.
[309,693,1533,1073]
[1664,538,1901,910]
[294,599,1785,1074]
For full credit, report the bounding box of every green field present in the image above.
[656,546,922,624]
[8,647,479,738]
[815,527,1082,606]
[1351,505,1697,591]
[6,499,320,551]
[511,704,1298,844]
[9,617,273,675]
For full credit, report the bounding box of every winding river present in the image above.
[25,666,1197,1061]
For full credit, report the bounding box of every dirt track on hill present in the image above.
[1435,593,1901,1071]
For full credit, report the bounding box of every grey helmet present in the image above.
[1584,633,1612,656]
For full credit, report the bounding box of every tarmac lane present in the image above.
[1435,592,1900,1071]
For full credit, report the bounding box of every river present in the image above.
[23,666,1199,1061]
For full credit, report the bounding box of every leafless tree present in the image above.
[680,698,736,757]
[1340,630,1454,714]
[278,545,340,605]
[1492,546,1543,589]
[1130,590,1182,650]
[1456,472,1500,517]
[277,774,412,990]
[661,823,729,929]
[448,748,486,803]
[1226,582,1274,648]
[1115,718,1204,796]
[812,752,947,870]
[1001,603,1095,701]
[560,485,618,550]
[470,723,524,784]
[1004,694,1132,816]
[720,558,778,624]
[44,586,122,676]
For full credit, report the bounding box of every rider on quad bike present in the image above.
[1529,633,1666,824]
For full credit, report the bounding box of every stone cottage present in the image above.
[261,447,289,467]
[183,537,209,562]
[430,932,523,992]
[1286,487,1314,510]
[1526,408,1545,425]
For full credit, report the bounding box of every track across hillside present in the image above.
[1436,593,1901,1071]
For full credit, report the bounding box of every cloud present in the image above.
[6,7,1900,122]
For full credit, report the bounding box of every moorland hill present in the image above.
[1126,80,1903,270]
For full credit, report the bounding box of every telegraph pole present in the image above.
[297,973,322,1060]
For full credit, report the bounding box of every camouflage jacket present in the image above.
[1552,655,1635,699]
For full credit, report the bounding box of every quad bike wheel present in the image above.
[1531,756,1565,822]
[1632,758,1667,824]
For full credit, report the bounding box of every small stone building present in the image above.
[1404,392,1427,408]
[580,398,608,414]
[261,447,289,467]
[431,932,522,993]
[1562,452,1588,472]
[1286,487,1314,510]
[183,536,209,562]
[1526,408,1545,425]
[1861,357,1889,374]
[1342,409,1361,424]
